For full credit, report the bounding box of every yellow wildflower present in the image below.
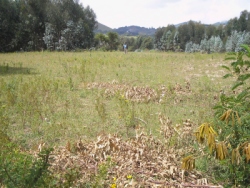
[127,174,132,179]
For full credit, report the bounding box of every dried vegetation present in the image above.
[33,113,222,187]
[40,129,218,187]
[84,80,191,103]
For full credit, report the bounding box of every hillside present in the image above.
[175,20,228,27]
[95,20,228,36]
[95,24,156,36]
[95,22,113,33]
[113,26,156,36]
[212,20,228,26]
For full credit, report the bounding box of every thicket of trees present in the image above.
[1,1,249,53]
[153,10,250,53]
[0,0,97,52]
[94,34,153,52]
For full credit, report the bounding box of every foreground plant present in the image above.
[0,143,53,187]
[182,44,250,186]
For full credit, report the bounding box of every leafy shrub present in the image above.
[0,145,53,187]
[0,122,53,188]
[183,44,250,187]
[214,44,250,186]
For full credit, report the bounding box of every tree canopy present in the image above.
[0,0,97,52]
[152,10,250,53]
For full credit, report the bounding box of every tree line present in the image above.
[0,0,97,52]
[94,10,250,53]
[125,10,249,53]
[1,1,249,53]
[152,10,250,53]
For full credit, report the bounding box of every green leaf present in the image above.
[236,90,248,100]
[225,56,236,61]
[238,74,250,82]
[232,66,241,74]
[243,60,250,69]
[232,82,243,90]
[213,105,223,110]
[223,73,233,79]
[221,65,231,71]
[240,44,250,57]
[226,52,237,56]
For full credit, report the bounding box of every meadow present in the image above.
[0,51,232,187]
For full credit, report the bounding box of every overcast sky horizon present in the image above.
[79,0,249,29]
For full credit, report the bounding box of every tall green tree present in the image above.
[0,0,19,52]
[194,22,205,43]
[0,0,97,52]
[140,37,153,50]
[160,30,173,51]
[134,35,144,49]
[94,33,109,50]
[238,10,249,31]
[107,32,119,51]
[43,23,56,50]
[178,23,190,50]
[14,0,49,51]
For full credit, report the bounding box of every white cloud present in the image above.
[145,0,182,9]
[80,0,250,28]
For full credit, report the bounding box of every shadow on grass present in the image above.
[0,65,36,75]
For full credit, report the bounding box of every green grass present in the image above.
[0,51,231,149]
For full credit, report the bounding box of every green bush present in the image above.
[0,103,52,188]
[184,44,250,187]
[213,44,250,186]
[0,143,53,188]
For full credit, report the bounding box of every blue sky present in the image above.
[80,0,250,29]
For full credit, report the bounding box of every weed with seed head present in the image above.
[116,93,138,136]
[95,93,108,123]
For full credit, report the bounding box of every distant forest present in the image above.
[153,10,250,53]
[0,0,250,53]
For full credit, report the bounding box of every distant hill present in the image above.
[113,26,156,36]
[175,20,228,27]
[95,23,156,36]
[175,21,194,27]
[95,20,229,36]
[212,21,228,26]
[95,22,112,33]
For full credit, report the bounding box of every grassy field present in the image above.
[0,51,231,149]
[1,51,238,186]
